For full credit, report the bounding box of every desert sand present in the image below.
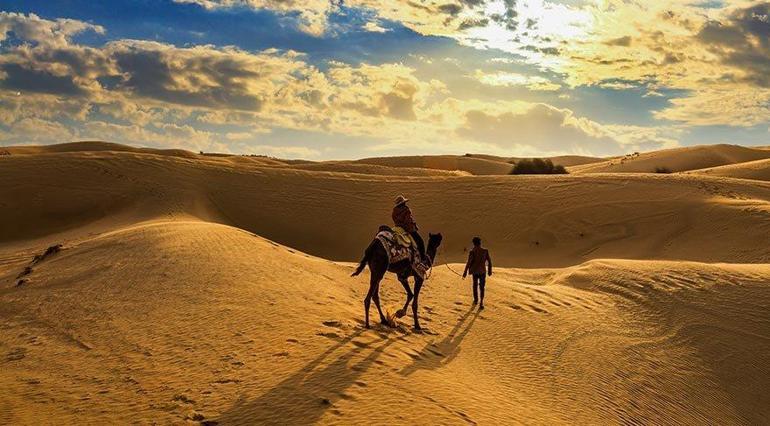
[569,144,770,174]
[1,142,769,424]
[686,158,770,182]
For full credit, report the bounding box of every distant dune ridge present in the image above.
[568,144,770,174]
[685,158,770,182]
[1,141,769,424]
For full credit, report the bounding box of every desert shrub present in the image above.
[654,166,672,174]
[510,158,569,175]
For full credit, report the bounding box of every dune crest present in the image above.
[687,158,770,181]
[569,144,770,174]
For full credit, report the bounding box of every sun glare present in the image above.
[467,0,593,65]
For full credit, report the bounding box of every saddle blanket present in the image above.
[375,228,428,279]
[375,230,411,264]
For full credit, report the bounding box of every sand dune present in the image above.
[1,220,768,424]
[687,158,770,181]
[282,161,468,176]
[2,142,769,424]
[2,148,769,265]
[4,141,200,159]
[353,154,604,176]
[355,155,514,175]
[569,144,770,174]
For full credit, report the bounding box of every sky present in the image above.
[0,0,769,159]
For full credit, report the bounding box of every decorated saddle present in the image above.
[375,225,429,278]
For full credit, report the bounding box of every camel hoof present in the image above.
[414,324,422,331]
[395,309,406,318]
[365,323,371,329]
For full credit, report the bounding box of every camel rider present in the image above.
[392,195,426,262]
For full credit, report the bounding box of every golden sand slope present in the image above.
[355,155,514,175]
[1,220,768,424]
[281,161,468,176]
[2,149,769,265]
[1,143,769,424]
[687,158,770,182]
[3,141,199,159]
[570,144,770,174]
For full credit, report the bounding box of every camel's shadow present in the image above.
[400,305,480,376]
[214,327,396,424]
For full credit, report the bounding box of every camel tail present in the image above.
[351,240,376,277]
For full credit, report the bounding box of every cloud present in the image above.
[174,0,482,37]
[107,41,311,111]
[696,3,770,88]
[0,63,86,96]
[604,36,632,47]
[655,89,770,127]
[473,70,561,91]
[362,20,389,33]
[455,103,675,155]
[0,12,104,47]
[174,0,333,36]
[0,11,682,157]
[0,13,448,150]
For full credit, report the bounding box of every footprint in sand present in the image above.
[173,394,196,404]
[526,304,549,314]
[316,331,340,339]
[322,320,343,328]
[6,347,26,361]
[185,412,207,422]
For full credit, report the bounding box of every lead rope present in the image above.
[424,245,464,280]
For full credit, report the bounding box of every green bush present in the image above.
[510,158,568,175]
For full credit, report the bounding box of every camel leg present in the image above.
[365,269,385,329]
[412,278,424,330]
[364,283,374,329]
[396,277,413,318]
[371,283,388,325]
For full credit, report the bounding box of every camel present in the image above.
[351,232,442,330]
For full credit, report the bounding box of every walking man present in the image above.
[462,237,492,309]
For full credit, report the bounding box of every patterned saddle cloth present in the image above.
[375,226,428,278]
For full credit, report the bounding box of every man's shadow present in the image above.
[400,305,480,376]
[215,327,396,424]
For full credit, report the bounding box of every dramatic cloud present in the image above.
[696,3,770,88]
[6,1,770,157]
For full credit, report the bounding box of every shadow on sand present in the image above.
[400,305,480,376]
[215,327,397,424]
